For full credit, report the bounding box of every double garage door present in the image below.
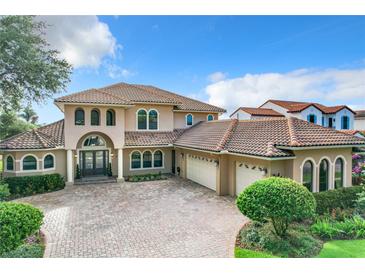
[235,162,265,196]
[186,155,217,191]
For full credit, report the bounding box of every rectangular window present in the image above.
[328,118,333,128]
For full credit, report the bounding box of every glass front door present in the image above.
[81,150,108,177]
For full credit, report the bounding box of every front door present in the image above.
[81,150,108,177]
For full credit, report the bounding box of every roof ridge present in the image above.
[217,119,239,151]
[97,87,132,104]
[287,117,301,146]
[131,84,182,104]
[55,88,97,101]
[33,129,49,148]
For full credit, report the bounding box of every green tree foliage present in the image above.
[0,16,72,112]
[19,105,38,124]
[236,177,316,238]
[0,111,36,140]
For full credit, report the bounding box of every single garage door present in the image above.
[186,154,218,191]
[236,162,265,196]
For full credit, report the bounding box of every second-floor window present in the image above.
[341,115,349,130]
[186,114,193,126]
[137,109,158,130]
[91,109,100,126]
[75,108,85,125]
[106,109,115,126]
[328,117,334,128]
[307,114,317,124]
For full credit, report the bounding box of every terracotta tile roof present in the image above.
[231,107,284,117]
[355,110,365,118]
[0,120,64,150]
[55,82,226,113]
[124,129,185,147]
[339,130,365,137]
[263,99,355,114]
[174,120,237,152]
[175,118,365,158]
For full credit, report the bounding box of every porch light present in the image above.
[110,153,114,157]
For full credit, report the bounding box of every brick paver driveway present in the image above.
[17,177,246,257]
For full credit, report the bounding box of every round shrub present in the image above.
[236,177,316,237]
[0,202,44,254]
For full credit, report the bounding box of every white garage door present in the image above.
[186,154,217,191]
[236,162,265,196]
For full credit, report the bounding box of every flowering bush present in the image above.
[353,154,362,160]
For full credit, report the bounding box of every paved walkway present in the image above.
[17,177,246,258]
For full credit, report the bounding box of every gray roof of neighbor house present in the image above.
[0,120,64,150]
[1,117,365,158]
[230,107,285,117]
[55,82,226,113]
[355,110,365,119]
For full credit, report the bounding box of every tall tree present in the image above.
[19,105,38,124]
[0,111,36,140]
[0,16,72,112]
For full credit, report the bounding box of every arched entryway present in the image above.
[76,133,115,178]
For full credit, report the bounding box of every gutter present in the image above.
[276,144,365,150]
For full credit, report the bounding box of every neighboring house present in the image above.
[355,110,365,130]
[339,130,365,139]
[1,82,365,197]
[229,107,284,120]
[231,99,356,130]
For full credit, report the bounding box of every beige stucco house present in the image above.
[1,82,365,196]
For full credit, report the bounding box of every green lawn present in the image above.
[234,248,277,258]
[318,240,365,258]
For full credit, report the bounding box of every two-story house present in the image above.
[230,99,356,130]
[1,83,365,197]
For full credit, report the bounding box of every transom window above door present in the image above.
[83,135,106,147]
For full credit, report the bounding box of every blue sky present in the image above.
[35,16,365,123]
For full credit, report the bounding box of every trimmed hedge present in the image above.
[313,186,363,215]
[3,173,65,199]
[0,202,44,254]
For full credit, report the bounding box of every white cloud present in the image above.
[37,16,119,68]
[207,71,227,83]
[206,68,365,116]
[105,62,135,79]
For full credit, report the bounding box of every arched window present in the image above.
[186,114,193,126]
[137,109,147,130]
[106,109,115,126]
[23,155,37,170]
[302,160,313,192]
[341,116,349,130]
[75,108,85,125]
[6,155,14,171]
[131,151,141,169]
[44,154,54,169]
[307,114,317,124]
[148,110,158,130]
[207,114,214,121]
[91,109,100,126]
[153,150,163,167]
[143,151,152,168]
[83,135,106,147]
[335,158,344,189]
[319,159,329,191]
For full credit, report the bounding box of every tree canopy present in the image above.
[0,16,72,112]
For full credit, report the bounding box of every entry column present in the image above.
[66,149,74,185]
[117,148,124,182]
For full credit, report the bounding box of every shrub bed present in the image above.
[125,173,168,182]
[2,173,65,199]
[313,186,363,215]
[0,202,44,254]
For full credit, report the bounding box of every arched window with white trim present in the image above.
[83,135,106,147]
[143,151,152,168]
[186,114,193,126]
[44,154,55,169]
[6,155,14,171]
[148,109,158,130]
[302,160,314,192]
[334,158,344,189]
[137,109,147,130]
[23,155,37,170]
[319,159,329,191]
[153,150,163,167]
[131,151,141,169]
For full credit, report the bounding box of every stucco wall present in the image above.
[64,104,126,149]
[173,112,218,129]
[123,147,172,176]
[124,104,174,131]
[2,149,67,178]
